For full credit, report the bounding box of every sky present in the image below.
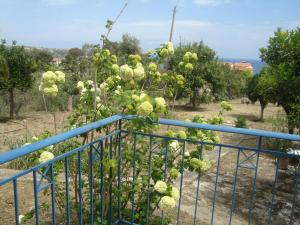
[0,0,299,59]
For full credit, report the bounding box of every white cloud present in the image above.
[41,0,74,6]
[193,0,232,6]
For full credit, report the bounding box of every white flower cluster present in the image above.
[39,71,65,97]
[137,101,153,116]
[39,151,54,164]
[154,181,179,211]
[159,42,174,58]
[190,158,212,172]
[159,196,176,211]
[169,140,180,151]
[179,51,198,73]
[120,62,145,83]
[155,97,166,112]
[154,180,168,193]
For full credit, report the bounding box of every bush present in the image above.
[235,117,248,128]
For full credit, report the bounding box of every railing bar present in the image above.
[37,166,50,191]
[13,179,19,225]
[118,124,122,221]
[210,146,222,225]
[123,115,300,142]
[161,142,169,225]
[248,137,262,225]
[100,140,104,225]
[50,163,56,225]
[146,136,153,225]
[267,157,279,225]
[89,146,94,225]
[289,162,300,225]
[131,134,137,224]
[177,141,187,225]
[109,136,113,225]
[239,151,258,168]
[0,131,121,187]
[193,143,203,225]
[64,157,70,225]
[120,130,300,159]
[77,151,83,225]
[229,148,241,225]
[0,115,122,165]
[33,170,39,225]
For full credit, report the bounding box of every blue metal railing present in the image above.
[0,114,299,225]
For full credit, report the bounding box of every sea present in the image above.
[221,58,267,74]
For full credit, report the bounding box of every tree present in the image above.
[0,55,9,88]
[170,42,216,108]
[0,40,35,118]
[247,68,273,121]
[61,47,91,111]
[30,48,53,71]
[117,33,141,62]
[260,28,300,133]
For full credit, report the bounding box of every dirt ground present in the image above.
[0,99,283,153]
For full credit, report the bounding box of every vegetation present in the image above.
[0,40,36,118]
[170,42,250,108]
[259,28,300,133]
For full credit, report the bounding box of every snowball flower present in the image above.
[169,140,180,151]
[190,158,202,170]
[100,82,109,91]
[77,81,84,90]
[111,64,119,74]
[19,215,25,224]
[132,95,140,101]
[133,65,145,81]
[43,84,58,97]
[148,62,158,72]
[111,55,118,64]
[185,63,194,72]
[220,101,232,111]
[154,180,167,193]
[170,168,180,179]
[160,42,174,58]
[39,151,54,164]
[32,136,39,141]
[87,80,94,86]
[96,96,101,103]
[177,130,187,139]
[139,93,147,101]
[200,159,212,172]
[115,90,120,95]
[155,97,166,110]
[120,64,134,81]
[137,101,153,116]
[42,71,57,85]
[159,196,176,211]
[23,142,31,146]
[55,71,65,83]
[170,187,180,200]
[184,151,190,157]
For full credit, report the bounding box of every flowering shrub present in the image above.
[19,39,233,224]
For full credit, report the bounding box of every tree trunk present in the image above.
[9,88,14,119]
[67,95,73,111]
[260,105,265,121]
[191,88,197,109]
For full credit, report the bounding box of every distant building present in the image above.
[52,57,62,66]
[226,61,254,74]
